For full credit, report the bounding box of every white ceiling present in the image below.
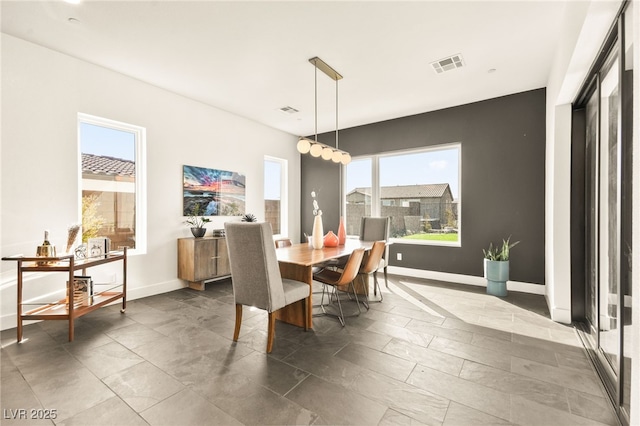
[1,0,569,137]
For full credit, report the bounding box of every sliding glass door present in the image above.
[576,2,633,425]
[584,45,622,378]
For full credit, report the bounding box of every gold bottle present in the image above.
[36,230,57,263]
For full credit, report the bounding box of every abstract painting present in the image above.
[183,165,245,217]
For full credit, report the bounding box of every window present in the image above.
[344,157,373,235]
[344,144,461,246]
[264,156,288,237]
[79,113,146,254]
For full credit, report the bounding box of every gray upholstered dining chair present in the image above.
[224,222,309,353]
[274,238,292,248]
[313,248,365,326]
[360,216,391,290]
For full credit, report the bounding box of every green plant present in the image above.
[483,236,520,261]
[82,194,105,242]
[444,205,457,228]
[184,204,211,228]
[241,213,257,222]
[422,214,432,232]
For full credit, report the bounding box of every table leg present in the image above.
[17,261,23,342]
[276,263,313,329]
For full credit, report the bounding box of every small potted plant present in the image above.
[184,204,211,238]
[241,213,257,222]
[483,236,519,296]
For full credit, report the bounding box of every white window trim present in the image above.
[264,155,288,238]
[78,113,147,255]
[343,143,462,247]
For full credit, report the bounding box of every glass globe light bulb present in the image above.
[321,147,334,160]
[310,143,323,157]
[297,138,311,154]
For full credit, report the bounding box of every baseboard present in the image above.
[550,307,572,324]
[386,266,546,295]
[0,278,186,332]
[126,278,185,301]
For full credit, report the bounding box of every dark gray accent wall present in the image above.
[301,88,546,285]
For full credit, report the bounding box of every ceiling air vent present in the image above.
[431,54,464,74]
[279,106,299,114]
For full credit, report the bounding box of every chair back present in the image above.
[360,217,390,266]
[274,238,292,248]
[360,216,390,241]
[334,248,365,286]
[224,222,286,312]
[359,241,386,274]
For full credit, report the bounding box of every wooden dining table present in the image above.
[275,239,374,329]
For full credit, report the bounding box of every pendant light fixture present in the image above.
[297,57,351,165]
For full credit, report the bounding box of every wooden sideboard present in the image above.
[177,237,230,290]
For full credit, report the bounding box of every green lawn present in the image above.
[401,233,459,242]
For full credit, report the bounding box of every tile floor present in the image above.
[1,275,619,425]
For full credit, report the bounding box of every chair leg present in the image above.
[333,287,346,327]
[319,283,366,326]
[372,273,383,303]
[349,281,362,316]
[304,297,309,332]
[312,280,327,307]
[358,274,370,311]
[319,284,331,316]
[267,312,276,353]
[373,272,378,296]
[319,285,346,326]
[384,265,389,288]
[233,304,242,342]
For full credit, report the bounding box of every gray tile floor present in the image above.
[1,275,618,426]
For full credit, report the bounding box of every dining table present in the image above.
[275,239,374,329]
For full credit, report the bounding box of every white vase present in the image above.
[312,215,324,249]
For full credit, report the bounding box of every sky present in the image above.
[264,159,282,200]
[80,122,135,161]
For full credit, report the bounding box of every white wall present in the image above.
[0,34,301,330]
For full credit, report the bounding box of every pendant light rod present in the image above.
[335,77,339,151]
[309,57,343,81]
[314,62,318,143]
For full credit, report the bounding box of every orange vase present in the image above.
[323,231,339,247]
[337,216,346,245]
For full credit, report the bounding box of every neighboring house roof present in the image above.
[82,153,135,177]
[348,183,451,199]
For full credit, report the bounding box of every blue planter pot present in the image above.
[484,259,509,297]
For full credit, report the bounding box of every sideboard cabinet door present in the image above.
[177,237,230,290]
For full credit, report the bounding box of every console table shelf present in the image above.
[2,248,127,342]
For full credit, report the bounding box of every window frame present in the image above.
[342,143,462,247]
[78,113,147,255]
[264,155,288,238]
